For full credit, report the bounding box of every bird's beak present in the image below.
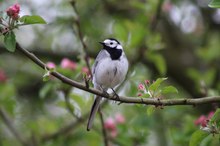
[99,42,105,45]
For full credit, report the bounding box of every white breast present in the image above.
[94,55,128,89]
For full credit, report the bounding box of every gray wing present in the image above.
[92,50,108,76]
[87,50,108,130]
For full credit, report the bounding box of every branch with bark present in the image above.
[98,109,109,146]
[15,43,220,106]
[70,1,92,76]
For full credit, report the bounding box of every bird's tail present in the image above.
[87,95,102,131]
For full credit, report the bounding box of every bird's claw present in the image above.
[102,90,109,96]
[111,88,120,100]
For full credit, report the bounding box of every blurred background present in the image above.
[0,0,220,145]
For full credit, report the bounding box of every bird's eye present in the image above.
[110,42,113,45]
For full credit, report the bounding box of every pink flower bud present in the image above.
[6,3,20,17]
[6,8,13,16]
[104,117,116,130]
[0,70,7,83]
[46,62,56,69]
[13,4,20,13]
[194,115,207,127]
[145,80,150,85]
[82,67,90,75]
[60,58,77,70]
[115,113,125,124]
[208,111,214,119]
[137,93,142,97]
[162,1,172,12]
[138,83,145,91]
[12,13,20,20]
[110,129,118,138]
[194,111,215,128]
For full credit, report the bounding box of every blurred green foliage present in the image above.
[209,0,220,8]
[0,0,220,146]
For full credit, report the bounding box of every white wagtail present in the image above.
[87,38,129,131]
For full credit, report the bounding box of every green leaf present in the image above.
[149,78,167,92]
[141,93,151,98]
[4,31,16,52]
[147,52,167,75]
[0,84,16,114]
[43,75,50,82]
[146,106,155,116]
[189,130,209,146]
[56,100,66,109]
[49,68,55,72]
[209,0,220,8]
[161,86,178,94]
[43,71,50,82]
[69,93,86,107]
[19,15,47,25]
[154,55,166,75]
[39,83,53,99]
[68,98,81,117]
[114,22,128,41]
[65,97,75,114]
[210,108,220,125]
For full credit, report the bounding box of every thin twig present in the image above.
[98,109,109,146]
[64,95,77,119]
[15,43,220,106]
[70,1,92,77]
[0,107,28,146]
[150,0,163,31]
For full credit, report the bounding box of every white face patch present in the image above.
[103,39,122,49]
[116,44,122,49]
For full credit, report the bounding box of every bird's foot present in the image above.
[102,90,109,96]
[111,88,120,100]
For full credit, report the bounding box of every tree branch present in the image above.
[98,109,109,146]
[70,1,92,76]
[150,0,163,31]
[16,43,220,106]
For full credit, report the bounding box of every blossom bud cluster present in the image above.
[104,113,126,138]
[194,111,214,127]
[0,4,21,34]
[61,58,77,70]
[137,79,151,97]
[0,69,7,83]
[6,4,20,20]
[46,58,90,75]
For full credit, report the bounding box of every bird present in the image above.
[87,38,129,131]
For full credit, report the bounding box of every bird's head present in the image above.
[100,38,123,50]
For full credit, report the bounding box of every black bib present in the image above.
[104,46,122,60]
